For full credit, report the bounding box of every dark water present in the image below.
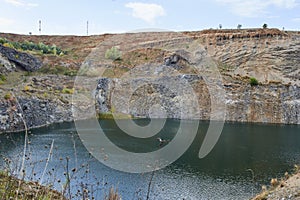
[0,119,299,200]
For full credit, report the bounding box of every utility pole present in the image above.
[87,20,89,36]
[39,20,41,34]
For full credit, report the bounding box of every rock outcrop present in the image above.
[0,96,72,132]
[0,44,42,71]
[0,29,299,133]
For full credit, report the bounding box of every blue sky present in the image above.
[0,0,299,35]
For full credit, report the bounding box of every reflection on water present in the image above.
[0,119,299,199]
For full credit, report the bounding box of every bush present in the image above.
[0,74,7,84]
[250,77,259,86]
[0,37,8,44]
[263,23,268,29]
[105,46,122,61]
[0,74,7,82]
[62,88,74,94]
[24,85,31,91]
[4,93,11,100]
[0,37,66,56]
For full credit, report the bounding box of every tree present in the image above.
[237,24,242,29]
[219,24,222,29]
[263,23,268,29]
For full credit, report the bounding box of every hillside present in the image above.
[0,28,299,133]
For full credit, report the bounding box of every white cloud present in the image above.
[125,2,166,24]
[4,0,38,8]
[216,0,298,17]
[0,17,14,25]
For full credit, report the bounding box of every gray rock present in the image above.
[0,44,42,72]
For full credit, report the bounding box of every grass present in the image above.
[37,65,78,77]
[98,112,132,119]
[0,171,66,200]
[252,165,300,200]
[105,187,121,200]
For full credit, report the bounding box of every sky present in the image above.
[0,0,299,35]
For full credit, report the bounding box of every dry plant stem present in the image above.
[7,92,29,178]
[71,134,78,168]
[146,170,155,200]
[9,92,29,199]
[62,157,72,200]
[40,139,55,185]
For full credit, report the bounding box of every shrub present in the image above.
[0,74,7,84]
[4,93,11,100]
[0,37,8,44]
[263,23,268,29]
[24,85,31,91]
[62,88,74,94]
[105,46,122,61]
[250,77,259,86]
[0,74,7,82]
[0,37,66,56]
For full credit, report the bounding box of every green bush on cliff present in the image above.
[0,37,8,44]
[250,77,259,86]
[105,46,122,61]
[0,37,66,56]
[4,93,11,100]
[62,87,74,94]
[0,74,7,82]
[0,74,7,84]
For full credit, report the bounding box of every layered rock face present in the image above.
[0,44,42,72]
[0,97,72,132]
[93,30,299,124]
[0,29,299,133]
[95,76,299,124]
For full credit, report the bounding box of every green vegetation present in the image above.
[98,112,132,120]
[250,77,259,86]
[61,87,74,94]
[0,171,65,200]
[0,37,67,56]
[263,23,268,29]
[4,92,11,100]
[23,85,31,91]
[105,46,122,61]
[37,65,78,76]
[0,74,7,84]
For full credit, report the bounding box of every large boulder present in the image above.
[0,44,42,72]
[0,53,16,73]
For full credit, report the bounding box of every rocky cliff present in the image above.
[0,29,299,133]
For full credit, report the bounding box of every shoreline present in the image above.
[251,166,300,200]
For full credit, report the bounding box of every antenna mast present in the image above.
[39,20,41,34]
[87,21,89,36]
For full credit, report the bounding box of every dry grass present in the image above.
[105,187,121,200]
[0,172,66,200]
[252,165,300,200]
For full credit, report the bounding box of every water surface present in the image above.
[0,119,299,199]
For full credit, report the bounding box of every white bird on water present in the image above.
[157,137,169,146]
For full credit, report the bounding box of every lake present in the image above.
[0,119,299,200]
